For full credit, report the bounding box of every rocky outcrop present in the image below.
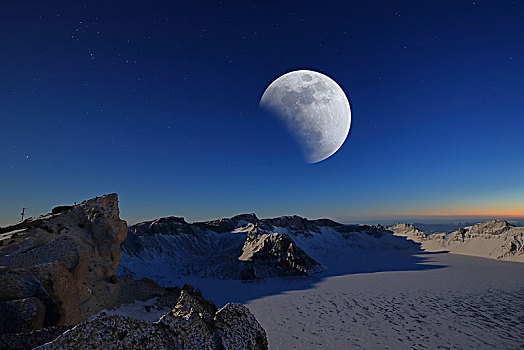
[36,285,268,350]
[466,220,514,236]
[0,194,130,333]
[239,227,322,279]
[389,220,524,262]
[388,223,428,242]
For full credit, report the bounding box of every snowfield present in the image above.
[244,253,524,349]
[150,251,522,350]
[117,218,524,349]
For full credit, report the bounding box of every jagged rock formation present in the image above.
[388,223,428,242]
[36,285,267,350]
[0,194,132,333]
[389,220,524,261]
[239,226,322,279]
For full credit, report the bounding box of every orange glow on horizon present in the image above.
[380,203,524,218]
[398,213,524,218]
[388,210,524,218]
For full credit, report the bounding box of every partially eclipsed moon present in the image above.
[259,70,351,163]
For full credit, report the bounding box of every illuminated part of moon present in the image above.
[259,70,351,163]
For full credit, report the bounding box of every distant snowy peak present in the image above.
[122,216,523,285]
[259,215,341,236]
[389,220,524,262]
[465,220,513,236]
[129,213,343,237]
[129,213,393,239]
[388,223,428,242]
[130,216,194,236]
[121,214,342,281]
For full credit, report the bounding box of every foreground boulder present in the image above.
[36,285,268,350]
[0,194,168,333]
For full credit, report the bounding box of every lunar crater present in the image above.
[260,70,351,163]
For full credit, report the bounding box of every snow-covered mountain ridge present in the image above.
[118,215,523,284]
[389,220,524,262]
[117,214,416,282]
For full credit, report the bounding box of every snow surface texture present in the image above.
[118,215,524,349]
[92,298,168,323]
[243,253,524,349]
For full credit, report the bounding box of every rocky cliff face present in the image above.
[239,226,322,279]
[0,194,129,333]
[388,220,524,261]
[35,285,267,350]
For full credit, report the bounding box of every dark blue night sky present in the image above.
[1,1,523,225]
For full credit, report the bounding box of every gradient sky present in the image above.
[1,0,523,226]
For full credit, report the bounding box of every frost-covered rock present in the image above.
[239,230,322,279]
[0,325,72,350]
[36,285,268,350]
[388,223,428,242]
[215,303,268,350]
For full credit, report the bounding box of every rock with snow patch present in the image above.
[36,285,267,350]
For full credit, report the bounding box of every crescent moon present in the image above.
[259,70,351,163]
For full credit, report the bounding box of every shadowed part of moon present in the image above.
[259,70,351,163]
